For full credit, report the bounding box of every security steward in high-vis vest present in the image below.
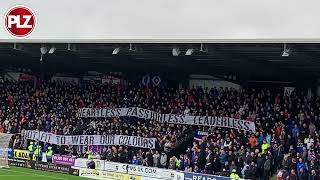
[28,142,35,161]
[87,151,94,160]
[34,145,42,161]
[175,158,181,170]
[261,140,270,154]
[230,169,240,180]
[46,146,53,163]
[86,151,95,169]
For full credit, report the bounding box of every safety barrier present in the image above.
[9,148,239,180]
[73,158,240,180]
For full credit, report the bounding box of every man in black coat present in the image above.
[256,153,265,179]
[263,156,271,180]
[250,162,257,180]
[288,169,298,180]
[308,170,319,180]
[298,168,308,180]
[244,162,255,180]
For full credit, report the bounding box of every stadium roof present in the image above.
[0,43,319,84]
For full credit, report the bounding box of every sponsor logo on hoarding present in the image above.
[79,168,141,180]
[129,165,157,174]
[8,158,30,168]
[53,155,75,166]
[9,159,73,175]
[184,172,231,180]
[34,162,72,174]
[80,169,100,176]
[104,161,128,173]
[128,165,181,180]
[4,5,37,38]
[13,149,35,160]
[70,168,80,176]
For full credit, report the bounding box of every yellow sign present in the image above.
[14,149,30,160]
[100,171,141,180]
[80,169,100,176]
[79,169,141,180]
[14,149,36,160]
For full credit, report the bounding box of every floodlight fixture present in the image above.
[282,51,289,57]
[40,46,48,55]
[282,43,290,57]
[185,48,194,56]
[172,48,180,56]
[129,43,136,51]
[112,48,120,55]
[48,47,56,54]
[68,43,71,51]
[200,43,208,53]
[40,54,43,61]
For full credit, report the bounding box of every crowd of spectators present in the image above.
[1,79,320,180]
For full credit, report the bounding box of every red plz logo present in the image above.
[4,5,37,38]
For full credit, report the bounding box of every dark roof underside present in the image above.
[0,43,319,84]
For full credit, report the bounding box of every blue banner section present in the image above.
[8,148,13,158]
[194,131,209,141]
[184,172,231,180]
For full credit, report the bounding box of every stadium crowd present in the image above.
[1,79,320,180]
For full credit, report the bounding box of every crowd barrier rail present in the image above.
[73,158,242,180]
[9,149,242,180]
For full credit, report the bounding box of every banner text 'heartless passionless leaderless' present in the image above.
[78,107,256,132]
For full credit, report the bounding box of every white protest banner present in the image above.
[21,130,156,149]
[78,107,256,132]
[128,165,180,180]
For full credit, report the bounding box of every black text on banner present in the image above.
[21,130,156,149]
[77,107,256,132]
